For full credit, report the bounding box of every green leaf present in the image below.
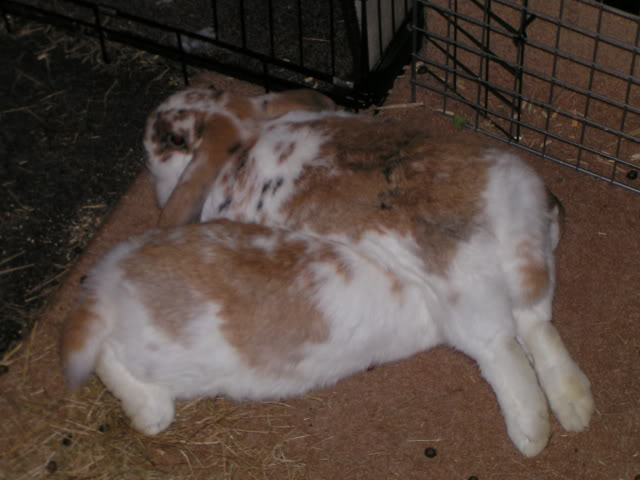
[452,113,468,131]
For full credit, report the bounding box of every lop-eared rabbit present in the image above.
[62,83,593,457]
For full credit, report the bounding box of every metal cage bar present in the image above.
[411,0,640,193]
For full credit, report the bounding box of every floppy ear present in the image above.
[189,71,219,90]
[158,88,335,227]
[261,89,337,119]
[158,114,242,227]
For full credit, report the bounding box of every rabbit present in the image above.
[62,219,441,436]
[143,76,336,222]
[62,188,589,457]
[78,87,594,456]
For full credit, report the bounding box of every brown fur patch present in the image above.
[61,299,99,361]
[333,256,353,283]
[516,240,550,304]
[184,90,218,105]
[224,96,258,120]
[122,221,333,371]
[520,263,549,304]
[148,110,209,165]
[121,247,205,340]
[263,90,336,119]
[188,72,220,90]
[148,114,174,161]
[279,116,490,275]
[278,142,296,164]
[384,269,405,300]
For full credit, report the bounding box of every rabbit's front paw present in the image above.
[542,366,593,432]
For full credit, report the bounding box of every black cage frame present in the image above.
[1,0,419,108]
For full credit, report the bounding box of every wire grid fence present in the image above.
[1,0,415,108]
[410,0,640,193]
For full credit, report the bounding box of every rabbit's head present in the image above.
[144,79,336,225]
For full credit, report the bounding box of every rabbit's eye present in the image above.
[166,133,187,149]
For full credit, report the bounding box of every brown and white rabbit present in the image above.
[62,186,589,458]
[64,89,593,457]
[143,75,336,222]
[62,219,443,436]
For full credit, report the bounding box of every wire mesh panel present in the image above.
[1,0,416,108]
[410,0,640,193]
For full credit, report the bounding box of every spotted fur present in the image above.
[143,85,336,216]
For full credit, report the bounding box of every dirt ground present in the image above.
[1,12,639,480]
[0,20,185,357]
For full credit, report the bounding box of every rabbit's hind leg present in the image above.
[445,287,550,457]
[513,294,594,433]
[96,343,175,435]
[480,334,550,457]
[501,214,593,432]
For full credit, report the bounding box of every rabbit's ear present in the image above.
[189,72,220,90]
[261,89,336,119]
[158,114,241,227]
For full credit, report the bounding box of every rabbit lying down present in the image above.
[61,87,593,458]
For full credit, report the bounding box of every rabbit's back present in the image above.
[72,220,441,403]
[204,114,544,278]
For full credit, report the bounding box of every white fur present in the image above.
[151,150,192,207]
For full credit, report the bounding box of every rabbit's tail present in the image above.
[487,154,560,308]
[61,298,111,389]
[545,187,564,251]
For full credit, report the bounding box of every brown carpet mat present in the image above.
[1,73,639,480]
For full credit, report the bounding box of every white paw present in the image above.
[504,405,550,457]
[543,367,594,432]
[127,394,176,435]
